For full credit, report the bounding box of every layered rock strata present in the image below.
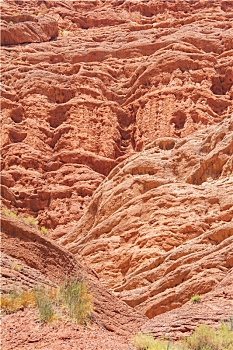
[142,269,233,339]
[1,0,233,339]
[61,116,233,319]
[1,0,232,237]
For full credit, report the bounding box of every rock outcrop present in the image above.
[142,269,233,339]
[60,116,233,321]
[1,14,58,45]
[1,0,232,238]
[1,0,233,341]
[1,213,146,336]
[2,309,132,350]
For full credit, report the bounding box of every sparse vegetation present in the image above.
[132,332,171,350]
[190,295,201,304]
[184,324,233,350]
[40,226,48,235]
[22,215,39,228]
[59,279,93,325]
[1,208,17,218]
[1,208,48,235]
[11,262,21,272]
[227,317,233,331]
[133,324,233,350]
[0,289,37,313]
[0,280,93,325]
[35,287,56,323]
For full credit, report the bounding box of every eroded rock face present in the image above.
[61,116,233,320]
[1,0,232,236]
[142,269,233,339]
[1,14,58,45]
[1,0,233,339]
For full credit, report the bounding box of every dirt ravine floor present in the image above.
[1,309,133,350]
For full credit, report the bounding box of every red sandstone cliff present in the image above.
[1,0,233,343]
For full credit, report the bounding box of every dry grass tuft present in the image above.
[1,280,93,325]
[59,279,93,325]
[0,290,37,313]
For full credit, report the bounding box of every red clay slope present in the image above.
[1,214,146,337]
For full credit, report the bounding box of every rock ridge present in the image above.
[60,116,233,320]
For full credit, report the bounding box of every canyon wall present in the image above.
[1,0,233,339]
[2,0,232,235]
[61,115,233,319]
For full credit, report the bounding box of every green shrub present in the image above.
[11,262,21,272]
[190,295,201,304]
[183,324,233,350]
[1,208,17,218]
[132,325,233,350]
[1,287,57,323]
[2,208,48,234]
[133,333,157,350]
[132,332,174,350]
[59,279,93,325]
[218,323,233,349]
[0,289,37,313]
[35,287,56,323]
[228,317,233,331]
[23,216,39,229]
[40,226,48,235]
[0,280,93,325]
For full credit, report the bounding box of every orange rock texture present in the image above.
[61,116,233,320]
[142,269,233,339]
[2,0,232,233]
[1,0,233,340]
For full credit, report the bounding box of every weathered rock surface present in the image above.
[142,269,233,339]
[1,13,58,46]
[1,0,233,342]
[1,214,146,336]
[61,115,233,321]
[1,0,232,236]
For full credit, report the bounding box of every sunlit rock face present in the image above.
[61,115,233,318]
[1,0,233,339]
[1,0,232,233]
